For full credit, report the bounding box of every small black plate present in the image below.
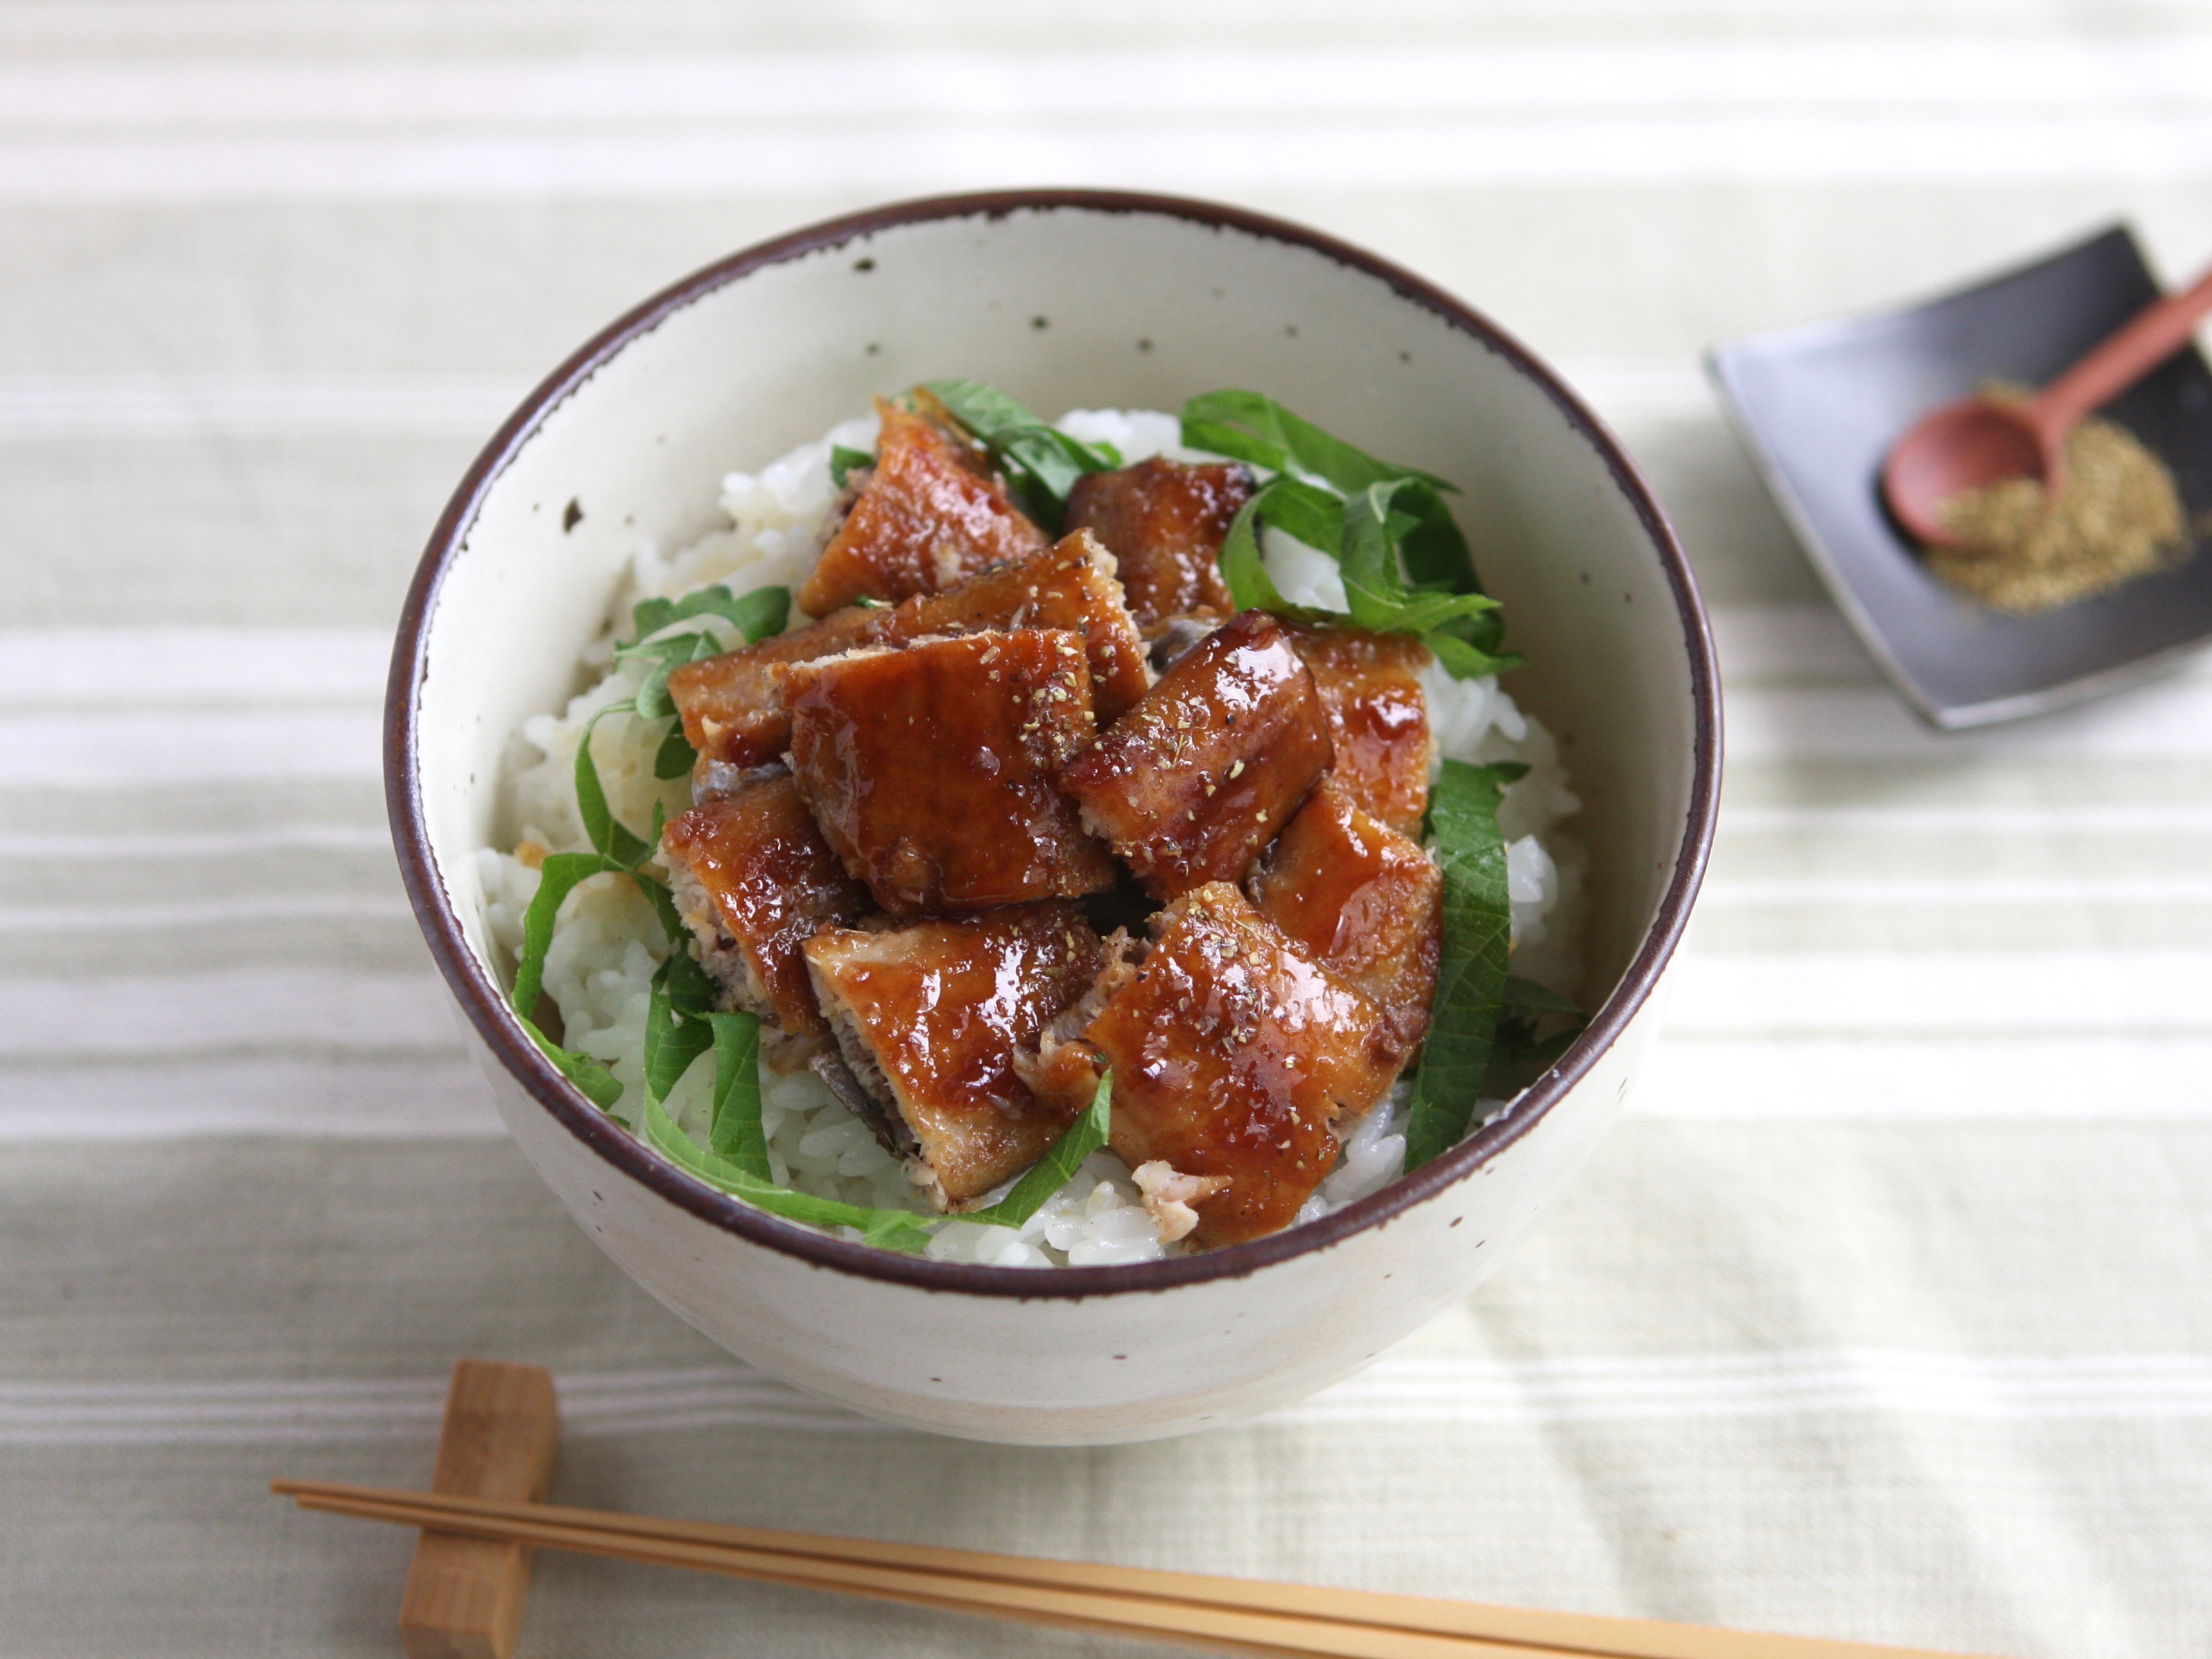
[1707,224,2212,728]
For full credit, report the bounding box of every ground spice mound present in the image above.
[1929,403,2190,614]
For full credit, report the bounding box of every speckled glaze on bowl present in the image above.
[388,190,1720,1445]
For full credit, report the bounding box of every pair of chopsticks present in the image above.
[271,1478,1983,1659]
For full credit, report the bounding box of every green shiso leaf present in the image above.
[1485,976,1587,1095]
[964,1070,1112,1229]
[1403,759,1524,1171]
[922,379,1119,532]
[1250,475,1346,557]
[1427,631,1522,681]
[924,377,1041,438]
[1181,392,1509,676]
[516,1014,623,1110]
[1215,495,1285,611]
[1180,390,1453,493]
[625,628,722,722]
[628,583,790,648]
[617,583,795,790]
[996,425,1123,529]
[705,1011,771,1179]
[1339,481,1501,640]
[505,849,651,1112]
[641,969,715,1108]
[508,829,704,1116]
[664,946,718,1019]
[829,444,873,489]
[1179,388,1472,578]
[574,708,653,869]
[509,850,632,1018]
[653,722,697,780]
[1502,974,1581,1017]
[724,584,792,644]
[640,1092,933,1252]
[638,879,718,1016]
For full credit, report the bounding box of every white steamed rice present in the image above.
[479,406,1586,1266]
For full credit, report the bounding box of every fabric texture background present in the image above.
[3,4,2209,1655]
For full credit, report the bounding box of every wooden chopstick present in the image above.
[280,1481,1543,1659]
[271,1478,1989,1659]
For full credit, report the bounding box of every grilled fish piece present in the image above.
[1079,882,1398,1248]
[805,900,1106,1209]
[1248,778,1441,1070]
[1064,457,1249,630]
[659,772,871,1050]
[887,530,1152,721]
[666,605,889,791]
[784,629,1116,917]
[1058,610,1332,900]
[669,527,1149,791]
[1280,620,1436,837]
[797,400,1049,617]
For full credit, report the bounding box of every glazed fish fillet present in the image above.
[668,529,1151,793]
[667,604,886,787]
[1248,778,1441,1071]
[1079,882,1398,1247]
[1059,609,1332,900]
[1280,620,1436,837]
[888,530,1153,721]
[659,771,871,1047]
[797,399,1048,615]
[783,629,1116,916]
[805,900,1106,1209]
[1063,457,1250,631]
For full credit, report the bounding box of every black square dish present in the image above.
[1707,224,2212,728]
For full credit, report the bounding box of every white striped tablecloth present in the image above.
[3,5,2209,1656]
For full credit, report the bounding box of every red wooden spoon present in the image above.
[1883,259,2212,548]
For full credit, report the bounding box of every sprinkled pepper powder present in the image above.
[1929,389,2192,614]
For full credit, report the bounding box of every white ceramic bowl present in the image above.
[389,189,1720,1446]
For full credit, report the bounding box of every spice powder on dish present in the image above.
[1928,391,2191,615]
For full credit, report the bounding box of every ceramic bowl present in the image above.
[388,189,1720,1446]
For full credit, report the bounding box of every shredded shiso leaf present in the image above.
[1176,391,1518,680]
[1486,978,1589,1098]
[607,584,791,781]
[1402,759,1524,1171]
[962,1073,1113,1229]
[1181,389,1473,584]
[627,582,792,647]
[641,1089,937,1252]
[634,1019,1115,1251]
[923,378,1120,531]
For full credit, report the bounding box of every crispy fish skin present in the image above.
[1058,609,1332,900]
[887,530,1153,722]
[1064,457,1248,630]
[667,605,887,785]
[804,901,1106,1209]
[783,629,1117,917]
[797,400,1049,617]
[659,773,871,1044]
[1248,778,1441,1070]
[1280,620,1436,837]
[1081,883,1398,1247]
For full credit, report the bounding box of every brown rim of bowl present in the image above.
[387,186,1721,1302]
